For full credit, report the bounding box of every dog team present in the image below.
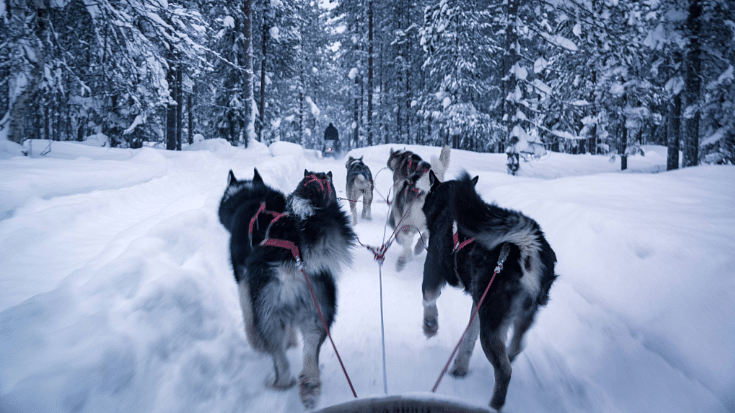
[218,146,557,411]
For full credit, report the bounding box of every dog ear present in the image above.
[327,171,333,181]
[429,170,440,190]
[304,169,310,177]
[227,170,237,186]
[253,168,263,184]
[359,156,363,161]
[471,175,479,187]
[346,156,353,168]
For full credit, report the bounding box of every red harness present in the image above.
[248,202,287,246]
[303,174,332,198]
[452,221,475,252]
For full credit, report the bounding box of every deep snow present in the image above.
[0,139,733,413]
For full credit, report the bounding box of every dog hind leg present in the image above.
[480,325,512,411]
[362,188,373,220]
[450,300,481,377]
[395,228,414,271]
[262,319,296,389]
[508,302,537,362]
[237,279,266,352]
[422,287,441,338]
[298,317,327,409]
[347,186,358,225]
[256,296,296,389]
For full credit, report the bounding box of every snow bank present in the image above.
[0,142,733,413]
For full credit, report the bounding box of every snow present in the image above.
[123,114,146,135]
[305,96,320,117]
[716,65,733,85]
[510,63,528,81]
[348,68,358,80]
[533,57,547,74]
[701,127,726,147]
[270,26,280,41]
[0,141,733,413]
[83,133,110,147]
[223,16,235,29]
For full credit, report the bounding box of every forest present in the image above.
[1,0,733,168]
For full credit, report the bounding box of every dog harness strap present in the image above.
[261,238,300,261]
[452,221,475,252]
[249,203,289,246]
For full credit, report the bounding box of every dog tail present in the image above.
[452,172,556,301]
[429,145,451,182]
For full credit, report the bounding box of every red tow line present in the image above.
[432,243,511,393]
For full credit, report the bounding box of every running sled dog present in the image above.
[218,169,355,409]
[345,155,374,225]
[421,171,557,411]
[386,145,451,271]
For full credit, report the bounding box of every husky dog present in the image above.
[345,156,374,225]
[386,146,451,271]
[421,171,557,411]
[506,152,520,176]
[220,168,355,409]
[218,169,294,352]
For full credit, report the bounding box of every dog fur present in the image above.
[345,156,374,225]
[421,171,557,411]
[218,168,355,409]
[386,146,451,271]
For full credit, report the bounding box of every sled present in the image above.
[315,395,492,413]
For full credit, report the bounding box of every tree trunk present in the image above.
[588,70,597,154]
[684,0,701,167]
[667,92,681,170]
[187,94,193,144]
[259,4,269,142]
[621,125,628,170]
[7,0,45,144]
[242,0,254,146]
[166,66,177,150]
[504,0,519,149]
[367,0,373,147]
[176,68,183,150]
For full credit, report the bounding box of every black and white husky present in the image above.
[421,171,557,411]
[345,155,373,225]
[218,169,355,409]
[387,146,451,271]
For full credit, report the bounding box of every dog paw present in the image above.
[423,318,438,338]
[450,364,468,377]
[414,240,426,255]
[490,393,506,411]
[299,374,321,409]
[271,376,297,390]
[396,257,407,271]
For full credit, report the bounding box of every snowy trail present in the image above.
[1,140,733,413]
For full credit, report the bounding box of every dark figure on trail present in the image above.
[506,153,520,176]
[506,136,521,176]
[323,123,340,158]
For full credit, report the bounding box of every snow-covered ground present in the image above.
[1,139,733,413]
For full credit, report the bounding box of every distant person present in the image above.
[323,123,340,158]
